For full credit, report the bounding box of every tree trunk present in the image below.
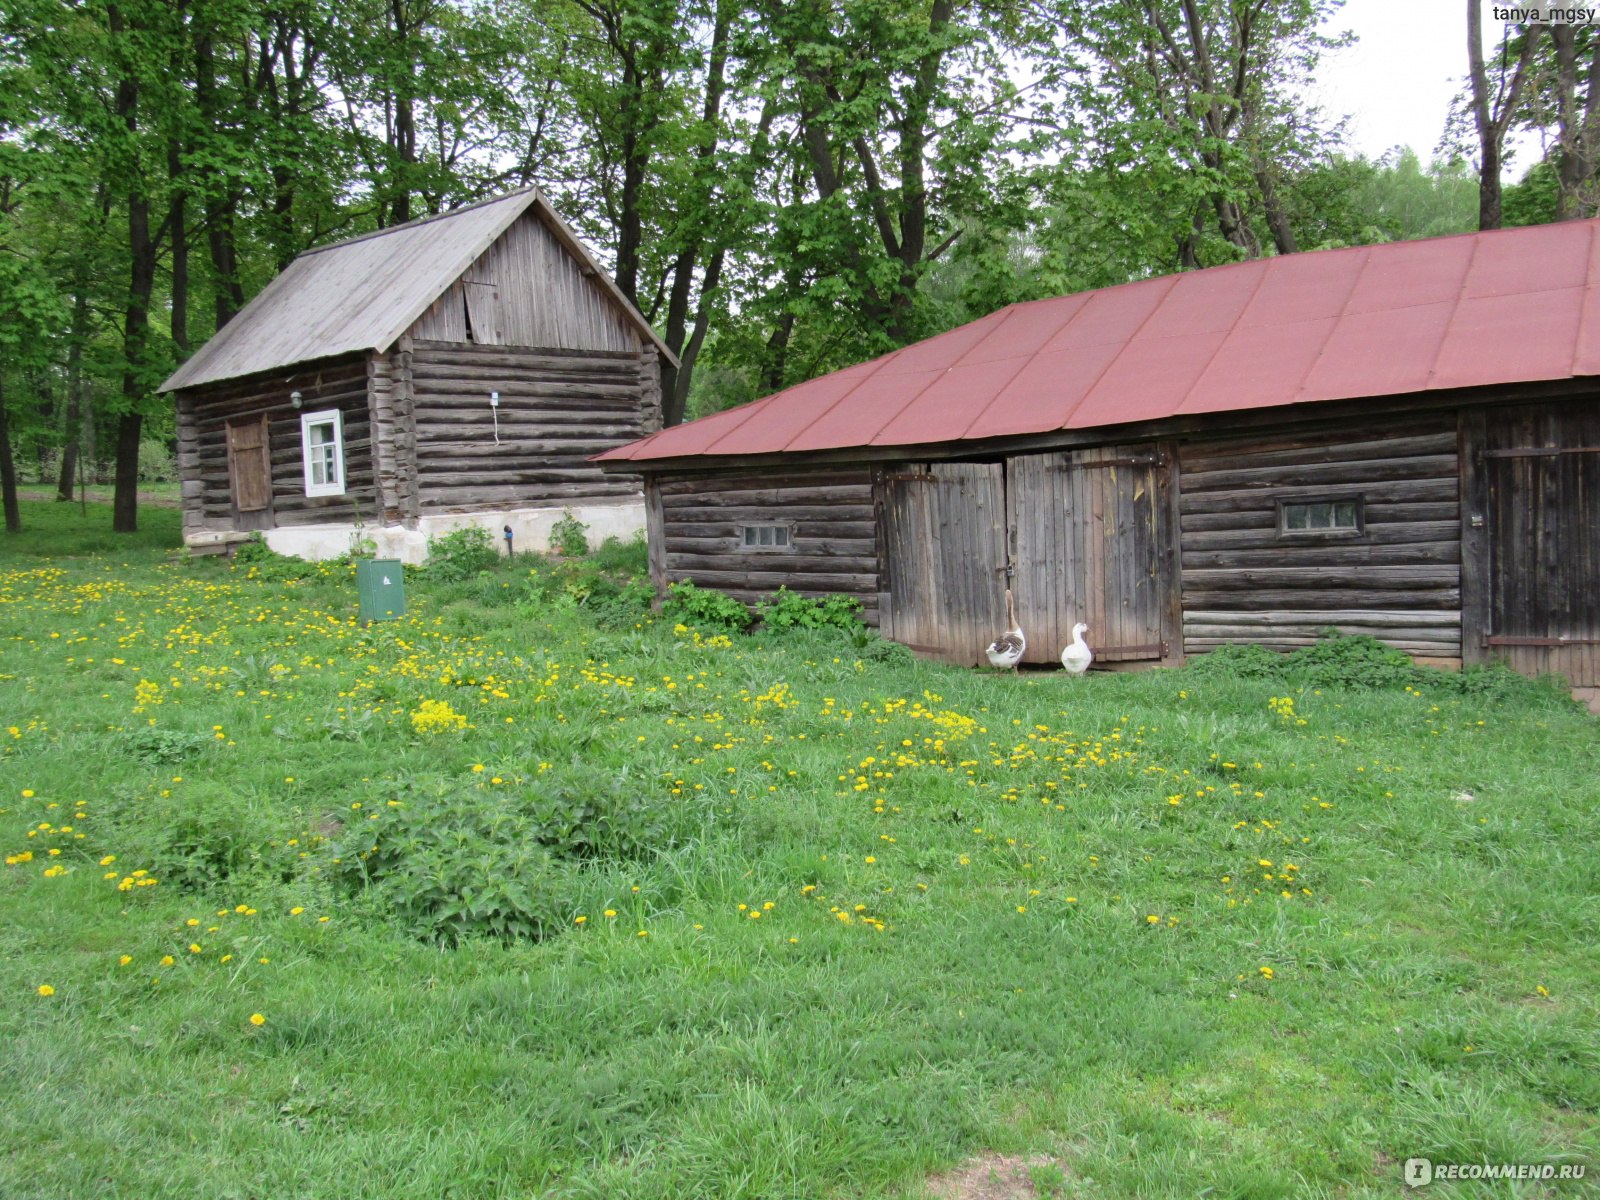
[112,411,142,533]
[668,245,725,427]
[659,246,695,422]
[112,2,155,534]
[1551,24,1600,220]
[169,138,189,353]
[0,372,20,533]
[388,0,417,227]
[194,26,244,326]
[1255,165,1297,254]
[56,289,89,501]
[1467,1,1544,230]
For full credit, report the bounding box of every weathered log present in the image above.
[1177,476,1465,515]
[1181,520,1459,553]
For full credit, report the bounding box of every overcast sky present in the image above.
[1312,0,1544,169]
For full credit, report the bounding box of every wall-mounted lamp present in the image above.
[290,390,303,409]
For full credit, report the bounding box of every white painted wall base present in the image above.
[239,500,646,565]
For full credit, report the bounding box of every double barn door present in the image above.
[880,446,1176,667]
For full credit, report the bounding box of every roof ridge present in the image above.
[297,187,541,258]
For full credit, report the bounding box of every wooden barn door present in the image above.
[1472,400,1600,687]
[225,414,274,531]
[880,462,1007,664]
[1006,444,1176,666]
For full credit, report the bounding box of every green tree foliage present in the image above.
[1055,0,1352,269]
[1348,150,1479,241]
[0,0,1582,528]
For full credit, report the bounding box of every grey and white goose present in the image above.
[985,588,1026,671]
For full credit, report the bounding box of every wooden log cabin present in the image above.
[598,220,1600,693]
[161,187,674,562]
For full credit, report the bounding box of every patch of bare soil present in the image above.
[925,1153,1065,1200]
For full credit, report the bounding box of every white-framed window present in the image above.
[301,409,345,497]
[741,523,791,550]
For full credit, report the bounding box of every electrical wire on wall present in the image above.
[490,391,501,445]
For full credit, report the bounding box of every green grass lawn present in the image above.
[2,508,1597,1199]
[0,495,182,560]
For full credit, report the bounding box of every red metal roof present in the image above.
[598,220,1600,465]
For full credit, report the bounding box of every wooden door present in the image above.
[1477,400,1600,687]
[1006,444,1174,666]
[880,462,1007,664]
[226,414,273,529]
[463,281,503,345]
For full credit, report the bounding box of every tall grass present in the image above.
[1,528,1595,1199]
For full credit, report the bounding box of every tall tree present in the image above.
[1059,0,1350,268]
[0,179,68,532]
[1466,0,1543,230]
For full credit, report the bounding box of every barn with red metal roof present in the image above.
[598,221,1600,688]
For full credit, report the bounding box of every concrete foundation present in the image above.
[203,500,647,565]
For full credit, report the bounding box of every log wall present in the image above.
[182,353,379,532]
[409,340,649,512]
[654,468,880,624]
[1177,418,1463,659]
[409,211,640,353]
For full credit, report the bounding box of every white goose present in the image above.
[1061,622,1093,675]
[986,588,1026,671]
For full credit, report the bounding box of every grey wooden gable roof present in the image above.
[161,186,675,392]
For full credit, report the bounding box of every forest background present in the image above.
[0,0,1590,532]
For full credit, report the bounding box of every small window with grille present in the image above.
[741,524,791,550]
[1277,497,1362,538]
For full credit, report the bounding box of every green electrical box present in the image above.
[356,558,405,622]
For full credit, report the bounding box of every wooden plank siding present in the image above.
[184,353,379,531]
[1473,397,1600,687]
[655,468,880,624]
[408,341,649,512]
[1005,444,1177,665]
[879,462,1007,660]
[1177,419,1463,659]
[410,211,640,353]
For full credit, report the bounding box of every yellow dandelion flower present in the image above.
[249,1013,266,1026]
[36,984,54,996]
